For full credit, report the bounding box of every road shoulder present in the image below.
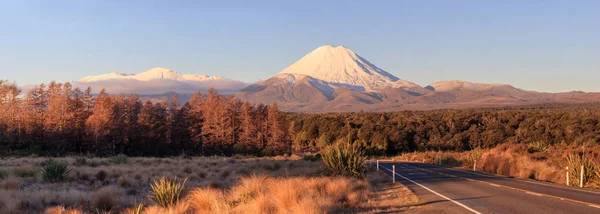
[354,169,420,213]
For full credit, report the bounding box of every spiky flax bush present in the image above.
[41,159,70,182]
[527,141,549,153]
[149,176,188,207]
[567,154,596,186]
[322,143,367,178]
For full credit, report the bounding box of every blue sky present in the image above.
[1,0,599,92]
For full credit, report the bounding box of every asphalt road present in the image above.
[377,161,600,214]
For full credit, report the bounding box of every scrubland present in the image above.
[0,155,416,214]
[393,143,600,189]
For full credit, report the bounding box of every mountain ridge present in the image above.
[236,45,600,112]
[76,67,248,94]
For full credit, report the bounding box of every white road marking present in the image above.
[433,164,600,195]
[525,191,543,196]
[380,165,482,214]
[589,204,600,209]
[403,162,600,208]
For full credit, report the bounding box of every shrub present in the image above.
[93,186,123,211]
[118,176,133,187]
[434,155,462,167]
[95,170,108,182]
[41,159,71,182]
[464,149,483,166]
[13,167,37,178]
[567,154,596,186]
[1,178,20,190]
[149,176,188,207]
[182,166,192,174]
[73,156,87,166]
[528,141,549,153]
[0,169,8,179]
[322,143,367,178]
[111,154,129,164]
[303,154,322,162]
[87,161,101,167]
[264,163,282,171]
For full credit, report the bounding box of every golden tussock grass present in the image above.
[0,155,374,213]
[92,186,124,211]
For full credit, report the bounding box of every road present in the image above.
[377,161,600,213]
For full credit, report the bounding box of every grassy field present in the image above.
[0,155,418,213]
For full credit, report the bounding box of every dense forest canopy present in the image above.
[1,80,599,157]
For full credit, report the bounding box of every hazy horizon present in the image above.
[2,0,599,92]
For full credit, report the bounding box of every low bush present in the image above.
[110,154,129,164]
[434,155,462,167]
[0,169,8,179]
[528,141,549,153]
[95,170,108,182]
[149,176,188,207]
[303,154,322,162]
[464,149,483,166]
[13,167,37,178]
[322,143,367,178]
[87,160,102,167]
[41,159,71,182]
[93,186,123,211]
[567,154,597,186]
[73,156,87,166]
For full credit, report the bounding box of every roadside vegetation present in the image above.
[393,143,600,189]
[0,154,408,213]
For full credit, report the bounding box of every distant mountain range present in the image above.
[76,67,248,94]
[68,45,600,112]
[236,45,600,112]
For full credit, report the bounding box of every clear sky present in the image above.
[1,0,599,92]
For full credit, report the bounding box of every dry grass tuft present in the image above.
[0,156,363,213]
[1,178,20,190]
[45,206,84,214]
[92,186,123,211]
[118,176,133,187]
[187,188,230,213]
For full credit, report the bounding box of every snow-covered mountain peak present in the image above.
[136,67,183,81]
[426,80,513,92]
[76,67,248,94]
[78,67,226,82]
[277,45,400,91]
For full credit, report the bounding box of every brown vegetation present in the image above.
[0,81,289,157]
[3,80,600,159]
[0,156,387,213]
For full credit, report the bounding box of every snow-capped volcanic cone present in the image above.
[236,45,428,110]
[77,67,248,94]
[277,45,407,91]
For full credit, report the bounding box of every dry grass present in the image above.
[353,170,419,213]
[92,186,124,211]
[0,156,334,213]
[181,174,369,214]
[1,178,20,190]
[0,155,418,213]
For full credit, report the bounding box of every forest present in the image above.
[1,80,600,157]
[0,81,290,156]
